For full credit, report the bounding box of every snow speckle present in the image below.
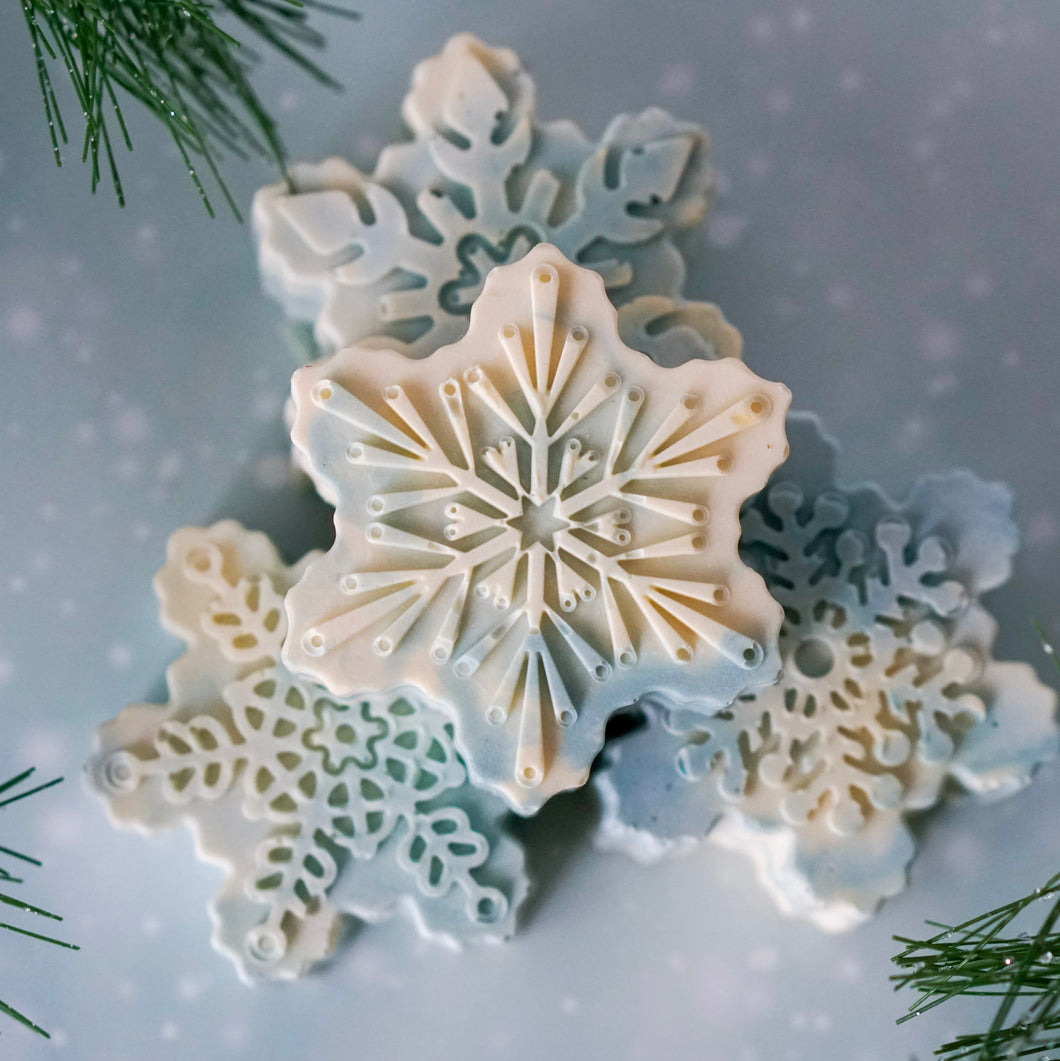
[16,726,69,771]
[156,452,184,485]
[73,420,98,446]
[826,284,853,311]
[837,68,863,93]
[747,154,773,180]
[912,137,936,162]
[6,305,42,343]
[749,15,775,42]
[1027,512,1059,548]
[708,214,747,248]
[175,974,209,1003]
[279,91,302,114]
[115,455,142,482]
[252,389,283,423]
[927,373,959,396]
[657,62,696,98]
[765,87,794,117]
[918,320,961,363]
[747,946,780,973]
[894,416,929,454]
[112,406,152,445]
[108,642,135,670]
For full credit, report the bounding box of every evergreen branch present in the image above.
[0,768,75,1040]
[19,0,359,218]
[891,623,1060,1060]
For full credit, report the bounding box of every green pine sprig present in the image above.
[1,768,78,1040]
[19,0,358,218]
[892,623,1060,1060]
[893,875,1060,1060]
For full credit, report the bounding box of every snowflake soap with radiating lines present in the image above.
[282,245,792,813]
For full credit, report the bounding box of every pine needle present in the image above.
[0,768,75,1040]
[18,0,358,218]
[891,623,1060,1060]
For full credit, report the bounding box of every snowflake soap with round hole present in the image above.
[281,245,791,814]
[86,522,527,983]
[253,33,739,365]
[595,414,1059,930]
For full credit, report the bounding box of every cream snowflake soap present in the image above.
[595,414,1059,930]
[281,245,791,814]
[253,33,738,366]
[87,522,527,983]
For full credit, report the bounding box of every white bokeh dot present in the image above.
[108,642,134,670]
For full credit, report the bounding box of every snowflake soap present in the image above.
[595,414,1059,931]
[253,33,739,365]
[87,522,527,983]
[281,245,791,814]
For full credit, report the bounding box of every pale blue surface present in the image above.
[2,3,1060,1059]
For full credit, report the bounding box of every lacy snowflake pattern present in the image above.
[253,33,732,363]
[282,245,790,813]
[595,415,1059,930]
[87,522,527,982]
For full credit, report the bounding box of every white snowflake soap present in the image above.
[86,522,527,983]
[253,33,738,365]
[595,414,1059,931]
[281,245,791,814]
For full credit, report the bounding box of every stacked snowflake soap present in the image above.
[87,33,1059,983]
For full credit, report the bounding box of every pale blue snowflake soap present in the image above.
[281,245,791,814]
[253,33,740,366]
[595,414,1060,931]
[86,522,528,983]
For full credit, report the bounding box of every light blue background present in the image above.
[2,2,1060,1058]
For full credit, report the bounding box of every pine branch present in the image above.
[891,623,1060,1060]
[18,0,358,218]
[0,768,77,1040]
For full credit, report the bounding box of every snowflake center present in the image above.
[792,637,836,679]
[508,495,568,552]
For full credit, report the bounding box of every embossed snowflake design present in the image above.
[282,246,790,813]
[87,522,527,982]
[253,33,736,365]
[596,415,1059,930]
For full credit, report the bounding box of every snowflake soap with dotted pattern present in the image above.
[595,414,1059,930]
[87,522,528,983]
[253,33,741,366]
[281,244,791,814]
